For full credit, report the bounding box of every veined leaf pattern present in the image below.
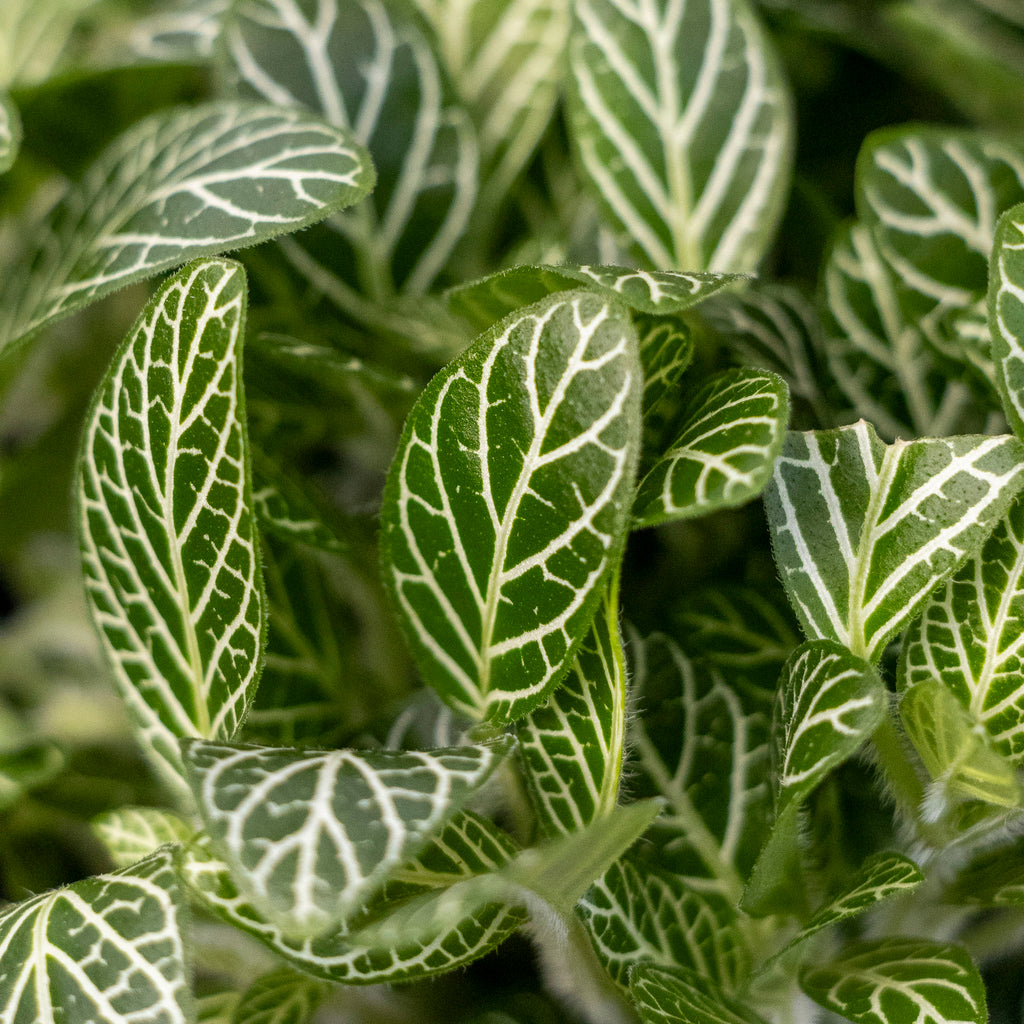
[0,0,97,86]
[634,367,789,527]
[517,577,628,835]
[799,939,987,1024]
[0,91,20,174]
[631,963,770,1024]
[182,737,511,937]
[0,102,373,355]
[224,0,477,299]
[578,857,748,994]
[902,493,1024,762]
[764,419,1024,662]
[567,0,793,272]
[381,290,641,723]
[79,259,264,803]
[178,813,526,983]
[130,0,229,62]
[92,807,194,868]
[773,640,885,814]
[635,313,694,417]
[0,850,191,1024]
[990,201,1024,438]
[232,968,328,1024]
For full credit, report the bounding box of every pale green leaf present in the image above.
[517,577,627,836]
[198,990,243,1024]
[764,419,1024,662]
[567,0,793,273]
[578,857,748,994]
[232,967,328,1024]
[130,0,229,62]
[0,0,98,86]
[631,964,770,1024]
[634,367,789,527]
[799,939,987,1024]
[0,850,192,1024]
[380,290,641,724]
[773,640,885,815]
[224,0,477,303]
[92,807,194,868]
[0,91,20,174]
[901,492,1024,762]
[78,259,265,803]
[1,103,374,356]
[182,737,511,937]
[990,201,1024,438]
[178,813,527,983]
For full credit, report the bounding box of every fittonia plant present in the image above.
[4,1,1024,1023]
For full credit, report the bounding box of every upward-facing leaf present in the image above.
[79,260,264,804]
[381,290,641,724]
[764,420,1024,661]
[567,0,793,272]
[0,102,373,355]
[0,850,191,1024]
[183,738,511,938]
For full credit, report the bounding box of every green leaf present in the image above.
[633,367,789,527]
[765,419,1024,662]
[179,813,527,983]
[635,313,694,418]
[0,102,374,356]
[631,963,770,1024]
[252,454,347,554]
[380,290,642,724]
[232,967,329,1024]
[858,127,1024,390]
[182,737,511,937]
[129,0,228,63]
[773,640,885,815]
[0,0,98,86]
[945,839,1024,906]
[517,576,628,836]
[92,807,195,868]
[0,850,192,1024]
[799,939,987,1024]
[901,492,1024,762]
[578,856,748,994]
[224,0,476,301]
[0,741,63,813]
[630,632,772,900]
[990,201,1024,438]
[78,259,265,803]
[0,90,20,173]
[567,0,793,272]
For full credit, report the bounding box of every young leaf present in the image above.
[631,963,770,1024]
[182,737,511,937]
[232,967,329,1024]
[990,201,1024,438]
[517,577,629,836]
[79,259,265,802]
[901,492,1024,762]
[0,90,20,173]
[224,0,477,299]
[635,313,694,417]
[567,0,793,273]
[0,850,191,1024]
[765,419,1024,662]
[92,807,194,868]
[0,102,374,355]
[633,367,789,527]
[773,640,885,815]
[380,290,642,723]
[799,939,987,1024]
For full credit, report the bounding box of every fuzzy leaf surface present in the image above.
[0,850,191,1024]
[381,290,641,723]
[1,102,373,354]
[79,259,264,802]
[631,964,770,1024]
[634,367,788,526]
[567,0,793,272]
[990,201,1024,437]
[799,940,986,1024]
[183,737,510,937]
[765,419,1024,661]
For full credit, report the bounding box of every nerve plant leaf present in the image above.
[79,259,265,803]
[633,367,789,527]
[232,967,329,1024]
[0,90,20,174]
[901,492,1024,762]
[990,201,1024,438]
[567,0,793,273]
[92,806,194,868]
[0,102,374,355]
[764,419,1024,662]
[381,290,641,724]
[179,812,526,983]
[224,0,477,299]
[631,963,770,1024]
[182,737,511,937]
[799,939,987,1024]
[0,850,191,1024]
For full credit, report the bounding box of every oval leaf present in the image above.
[990,201,1024,438]
[79,259,265,803]
[381,290,642,723]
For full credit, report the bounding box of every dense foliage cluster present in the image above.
[3,2,1024,1023]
